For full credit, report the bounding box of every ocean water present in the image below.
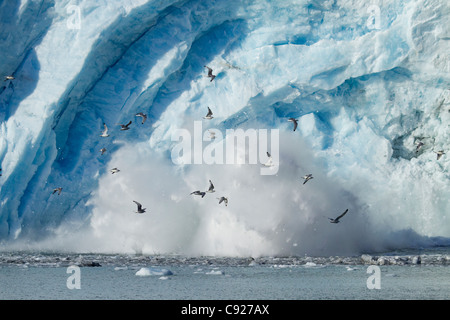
[1,248,449,301]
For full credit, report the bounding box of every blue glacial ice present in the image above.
[0,0,449,257]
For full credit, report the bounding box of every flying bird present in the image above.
[434,150,445,160]
[217,196,228,206]
[135,112,147,124]
[206,180,215,193]
[288,118,298,131]
[100,148,107,155]
[52,187,63,195]
[328,209,348,223]
[133,200,146,214]
[415,141,424,153]
[190,190,206,198]
[4,75,14,81]
[203,107,214,119]
[118,121,132,131]
[208,130,216,140]
[263,152,274,167]
[110,168,120,174]
[204,65,216,82]
[100,123,110,137]
[302,174,313,185]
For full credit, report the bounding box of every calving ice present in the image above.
[0,0,448,256]
[171,121,280,175]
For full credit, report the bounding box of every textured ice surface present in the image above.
[0,0,449,257]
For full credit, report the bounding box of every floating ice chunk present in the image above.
[135,267,173,277]
[114,266,128,271]
[304,262,317,267]
[206,269,225,275]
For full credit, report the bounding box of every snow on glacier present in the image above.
[0,0,449,256]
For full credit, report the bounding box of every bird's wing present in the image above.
[133,201,142,210]
[267,151,271,158]
[335,209,348,221]
[126,120,132,127]
[293,121,298,131]
[206,107,213,116]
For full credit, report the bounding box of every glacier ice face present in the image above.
[0,0,449,256]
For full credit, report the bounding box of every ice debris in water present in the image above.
[135,267,173,277]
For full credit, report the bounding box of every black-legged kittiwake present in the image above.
[203,107,214,119]
[434,150,445,160]
[118,120,132,131]
[207,180,215,193]
[204,65,216,82]
[263,151,274,167]
[191,190,206,198]
[100,123,110,137]
[415,141,424,153]
[52,187,63,195]
[217,196,228,206]
[328,209,348,223]
[302,174,313,185]
[135,112,147,124]
[288,118,298,131]
[133,200,146,213]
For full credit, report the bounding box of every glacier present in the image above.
[0,0,449,257]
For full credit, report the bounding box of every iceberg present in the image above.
[0,0,449,257]
[135,267,173,276]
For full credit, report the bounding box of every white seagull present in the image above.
[208,130,216,140]
[288,118,298,131]
[328,209,348,223]
[263,152,274,167]
[135,112,147,124]
[110,168,120,174]
[100,148,107,155]
[118,120,132,131]
[100,123,110,137]
[206,180,215,193]
[302,174,313,185]
[4,75,15,81]
[217,196,228,206]
[191,190,206,198]
[204,65,216,82]
[133,200,146,213]
[434,150,445,160]
[415,141,424,153]
[203,107,214,119]
[52,187,63,195]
